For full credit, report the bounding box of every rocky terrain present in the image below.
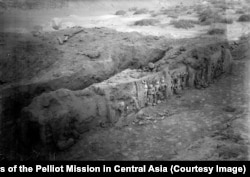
[0,0,250,161]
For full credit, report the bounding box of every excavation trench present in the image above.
[1,26,248,160]
[8,42,237,160]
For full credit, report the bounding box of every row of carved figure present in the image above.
[115,51,229,119]
[116,71,189,119]
[116,56,227,119]
[116,57,226,119]
[171,72,189,94]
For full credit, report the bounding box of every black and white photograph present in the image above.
[0,0,250,163]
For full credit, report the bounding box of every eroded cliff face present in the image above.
[17,39,233,154]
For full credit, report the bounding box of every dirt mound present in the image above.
[0,27,168,90]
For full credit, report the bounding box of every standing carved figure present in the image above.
[201,65,209,88]
[160,77,167,100]
[117,101,126,118]
[215,59,223,78]
[142,80,148,107]
[147,84,155,106]
[177,73,183,93]
[180,72,186,90]
[171,75,175,94]
[172,74,180,94]
[184,72,189,88]
[154,80,161,104]
[194,69,202,89]
[210,63,216,81]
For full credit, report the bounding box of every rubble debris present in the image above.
[57,28,85,45]
[57,37,64,45]
[63,35,69,42]
[77,50,100,59]
[148,62,155,71]
[134,109,175,125]
[51,18,62,30]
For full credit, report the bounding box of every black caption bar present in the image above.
[0,161,249,176]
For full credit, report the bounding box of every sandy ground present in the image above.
[1,0,250,40]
